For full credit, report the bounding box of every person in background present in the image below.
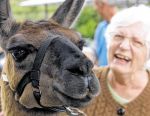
[82,5,150,116]
[92,0,117,66]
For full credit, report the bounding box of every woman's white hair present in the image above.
[105,5,150,62]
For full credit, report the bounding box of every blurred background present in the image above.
[11,0,150,43]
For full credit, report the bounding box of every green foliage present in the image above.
[74,5,101,40]
[11,1,101,40]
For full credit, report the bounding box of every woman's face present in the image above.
[108,22,148,74]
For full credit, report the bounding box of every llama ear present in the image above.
[0,0,18,49]
[0,0,11,22]
[51,0,85,28]
[0,0,13,34]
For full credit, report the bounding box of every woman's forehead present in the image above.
[115,22,149,38]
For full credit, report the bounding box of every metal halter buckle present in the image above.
[65,106,86,116]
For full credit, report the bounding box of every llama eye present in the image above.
[11,48,29,62]
[7,44,36,62]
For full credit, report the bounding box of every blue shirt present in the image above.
[94,20,108,66]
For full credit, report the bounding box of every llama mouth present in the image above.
[53,87,91,106]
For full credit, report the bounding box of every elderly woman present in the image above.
[82,5,150,116]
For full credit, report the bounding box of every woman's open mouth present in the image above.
[114,54,131,65]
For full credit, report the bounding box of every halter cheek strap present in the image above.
[16,35,56,97]
[16,35,66,112]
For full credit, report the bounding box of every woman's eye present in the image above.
[114,35,124,41]
[11,49,29,62]
[133,41,144,47]
[132,37,145,48]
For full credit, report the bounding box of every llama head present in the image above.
[0,0,100,113]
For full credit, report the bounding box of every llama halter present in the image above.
[6,35,86,116]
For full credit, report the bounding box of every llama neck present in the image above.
[1,82,62,116]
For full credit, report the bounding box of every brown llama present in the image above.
[0,0,100,116]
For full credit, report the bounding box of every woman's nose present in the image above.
[119,38,131,50]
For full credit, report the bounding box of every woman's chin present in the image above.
[110,62,131,74]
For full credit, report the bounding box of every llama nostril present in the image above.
[67,66,84,75]
[82,59,93,74]
[86,59,93,69]
[79,65,85,71]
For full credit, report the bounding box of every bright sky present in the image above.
[20,0,91,6]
